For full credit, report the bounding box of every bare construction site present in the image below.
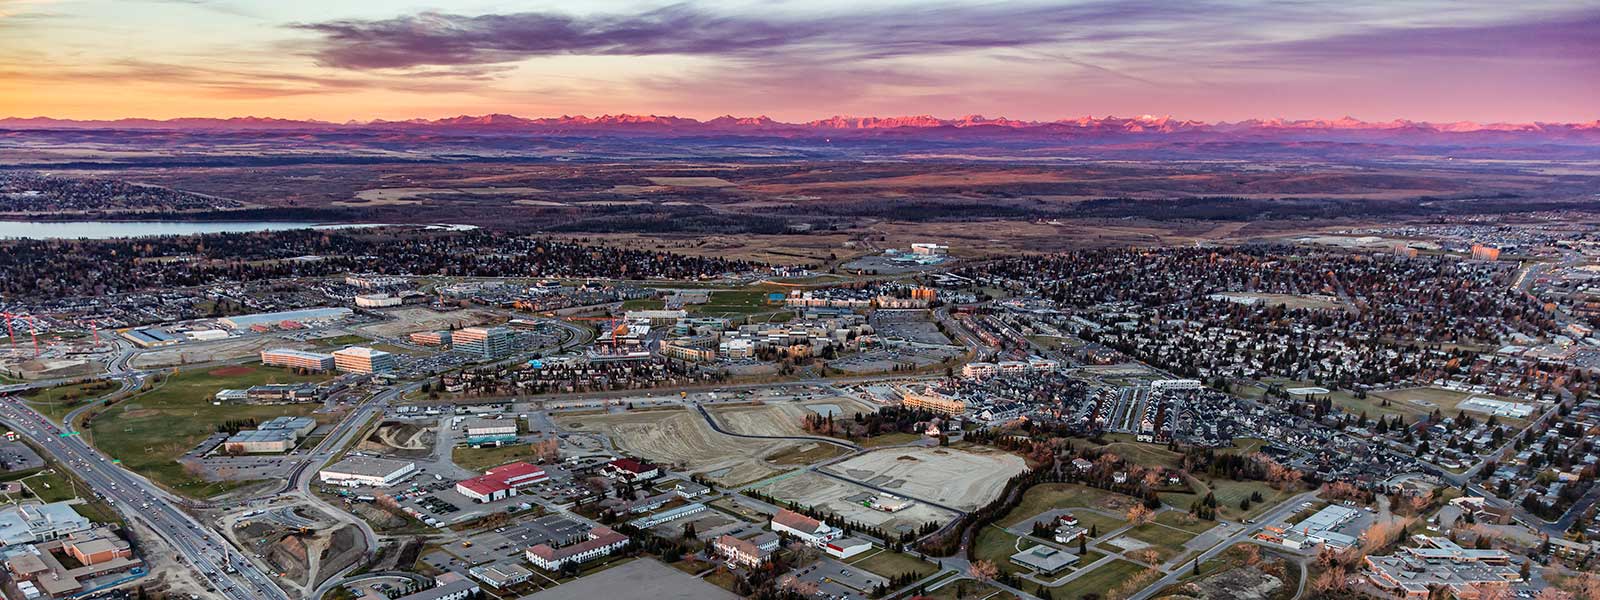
[822,446,1026,511]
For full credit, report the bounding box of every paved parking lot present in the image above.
[453,514,589,564]
[794,556,883,600]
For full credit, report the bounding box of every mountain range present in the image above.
[4,113,1598,144]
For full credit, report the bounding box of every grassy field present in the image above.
[451,444,538,472]
[687,290,782,318]
[1067,559,1158,600]
[843,548,937,580]
[310,334,370,348]
[999,483,1135,535]
[85,364,327,498]
[1120,522,1197,563]
[852,431,923,448]
[21,380,121,422]
[923,579,1016,600]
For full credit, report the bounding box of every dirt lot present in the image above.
[358,421,436,459]
[709,398,878,437]
[757,471,958,534]
[822,446,1025,511]
[356,307,501,338]
[554,408,807,486]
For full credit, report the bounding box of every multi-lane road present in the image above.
[0,393,290,600]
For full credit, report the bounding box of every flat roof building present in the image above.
[261,348,336,372]
[0,502,91,547]
[453,326,513,360]
[333,346,395,374]
[222,429,296,454]
[1010,544,1078,575]
[219,307,352,330]
[319,456,417,488]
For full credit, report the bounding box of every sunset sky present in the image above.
[1,0,1594,123]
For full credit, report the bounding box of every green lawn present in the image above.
[451,444,539,472]
[998,483,1134,536]
[843,548,936,579]
[687,290,782,318]
[1206,479,1297,521]
[973,526,1027,576]
[21,380,121,423]
[84,364,327,499]
[1154,510,1218,535]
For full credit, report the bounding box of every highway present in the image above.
[0,394,291,600]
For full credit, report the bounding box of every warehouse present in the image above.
[455,462,548,503]
[222,429,296,454]
[462,417,518,447]
[219,307,352,330]
[318,456,417,488]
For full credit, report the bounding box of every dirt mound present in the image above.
[358,421,436,458]
[207,366,255,377]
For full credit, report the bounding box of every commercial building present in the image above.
[235,384,322,404]
[319,456,417,488]
[260,348,336,372]
[525,526,629,571]
[714,532,779,568]
[453,326,514,360]
[410,331,452,346]
[454,462,548,503]
[219,307,352,330]
[462,418,516,438]
[259,416,318,438]
[0,503,91,547]
[623,310,688,326]
[1257,504,1359,550]
[355,293,403,308]
[222,429,296,454]
[3,527,142,599]
[1364,536,1520,599]
[332,346,396,374]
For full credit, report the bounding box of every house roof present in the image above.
[608,458,655,474]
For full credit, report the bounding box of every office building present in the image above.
[260,348,335,372]
[453,326,513,359]
[333,346,395,374]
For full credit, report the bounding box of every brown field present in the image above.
[823,446,1026,510]
[356,307,501,338]
[757,471,959,534]
[708,398,879,437]
[553,408,811,486]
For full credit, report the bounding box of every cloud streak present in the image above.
[293,1,1193,70]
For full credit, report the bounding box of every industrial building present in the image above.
[221,429,297,454]
[461,418,517,446]
[259,416,318,438]
[318,456,417,488]
[1257,504,1360,550]
[260,348,336,372]
[453,326,514,359]
[332,346,395,374]
[218,307,352,330]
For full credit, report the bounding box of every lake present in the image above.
[0,221,381,240]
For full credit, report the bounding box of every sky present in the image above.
[0,0,1595,123]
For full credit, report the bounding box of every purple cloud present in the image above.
[293,2,1188,70]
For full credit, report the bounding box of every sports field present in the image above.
[86,364,327,498]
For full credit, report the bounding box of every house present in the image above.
[1054,525,1087,545]
[714,533,780,568]
[1071,458,1093,472]
[604,458,660,482]
[525,526,629,571]
[1011,545,1078,575]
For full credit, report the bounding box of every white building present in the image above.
[525,526,628,571]
[355,293,402,308]
[0,502,91,547]
[318,456,417,488]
